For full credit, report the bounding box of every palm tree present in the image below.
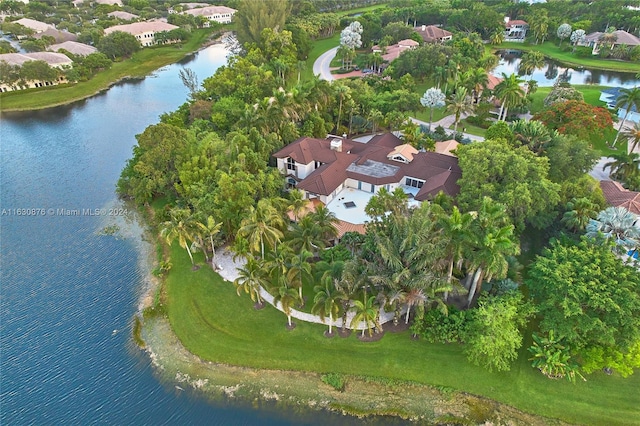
[308,204,339,246]
[202,215,222,267]
[234,257,269,306]
[604,152,640,184]
[296,60,306,84]
[288,215,321,253]
[510,119,552,154]
[490,31,504,46]
[436,206,474,300]
[312,282,341,334]
[494,73,525,121]
[272,281,301,328]
[518,51,545,92]
[160,208,204,267]
[623,121,640,152]
[586,207,640,253]
[238,199,285,259]
[336,259,367,333]
[465,198,519,307]
[350,291,381,337]
[287,189,308,222]
[561,197,600,232]
[285,249,313,302]
[612,87,640,147]
[462,68,489,104]
[334,83,351,132]
[368,108,384,134]
[446,87,474,133]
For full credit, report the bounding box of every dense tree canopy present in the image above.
[528,238,640,377]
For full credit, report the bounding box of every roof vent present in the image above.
[330,138,343,152]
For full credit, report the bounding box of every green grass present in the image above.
[335,3,389,17]
[0,29,216,111]
[164,245,640,425]
[497,41,640,73]
[303,34,340,81]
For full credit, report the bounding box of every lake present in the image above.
[0,42,367,425]
[492,50,640,87]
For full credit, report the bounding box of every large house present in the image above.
[183,5,236,24]
[0,52,72,92]
[600,181,640,216]
[104,21,179,47]
[49,41,97,56]
[13,17,52,34]
[504,18,528,41]
[273,134,462,232]
[371,39,419,62]
[413,25,452,44]
[581,30,640,55]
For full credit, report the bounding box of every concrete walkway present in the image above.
[214,248,404,331]
[589,157,614,181]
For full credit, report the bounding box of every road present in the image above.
[313,47,338,81]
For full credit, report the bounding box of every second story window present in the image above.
[287,157,296,171]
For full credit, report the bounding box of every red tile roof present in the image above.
[600,180,640,215]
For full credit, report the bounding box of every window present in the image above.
[286,157,296,171]
[314,161,323,169]
[405,178,424,188]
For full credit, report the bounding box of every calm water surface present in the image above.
[493,50,640,87]
[0,43,378,425]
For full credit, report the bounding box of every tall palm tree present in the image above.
[296,60,306,84]
[436,206,474,300]
[238,199,285,259]
[234,257,269,305]
[202,215,222,267]
[612,87,640,147]
[561,197,600,233]
[494,73,525,121]
[160,208,204,267]
[367,108,384,134]
[287,189,308,222]
[288,215,321,253]
[272,281,301,328]
[334,83,351,132]
[623,121,640,153]
[490,31,504,46]
[285,249,313,302]
[518,51,545,92]
[336,259,367,333]
[446,87,474,133]
[350,290,381,337]
[312,282,342,334]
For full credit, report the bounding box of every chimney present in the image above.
[330,138,343,152]
[421,25,426,31]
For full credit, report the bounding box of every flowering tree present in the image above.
[420,87,446,130]
[533,100,613,140]
[557,23,572,45]
[570,29,586,50]
[339,21,363,69]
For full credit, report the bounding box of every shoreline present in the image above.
[0,31,231,113]
[132,234,569,424]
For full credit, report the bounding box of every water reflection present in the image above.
[492,50,639,87]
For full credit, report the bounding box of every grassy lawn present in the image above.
[497,41,640,73]
[163,245,640,425]
[303,34,340,81]
[0,29,216,112]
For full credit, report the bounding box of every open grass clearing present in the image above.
[163,245,640,426]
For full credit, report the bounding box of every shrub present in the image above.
[321,372,345,391]
[411,308,471,344]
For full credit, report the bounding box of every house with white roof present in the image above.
[104,21,179,47]
[13,18,52,34]
[183,5,236,25]
[49,41,97,57]
[108,11,139,21]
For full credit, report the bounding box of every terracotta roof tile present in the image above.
[600,180,640,215]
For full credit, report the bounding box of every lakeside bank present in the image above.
[0,29,225,113]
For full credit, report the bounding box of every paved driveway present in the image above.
[313,47,337,81]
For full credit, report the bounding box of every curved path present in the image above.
[214,249,405,331]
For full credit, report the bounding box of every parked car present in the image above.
[362,68,372,74]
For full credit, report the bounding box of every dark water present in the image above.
[493,50,640,87]
[0,43,381,425]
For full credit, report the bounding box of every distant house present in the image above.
[372,39,419,62]
[504,18,528,41]
[600,181,640,216]
[580,30,640,55]
[413,25,452,44]
[94,0,123,5]
[0,52,72,92]
[49,41,97,56]
[600,87,640,124]
[168,3,209,13]
[13,18,52,34]
[34,28,78,43]
[183,5,236,25]
[108,11,139,21]
[104,21,179,47]
[273,133,462,231]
